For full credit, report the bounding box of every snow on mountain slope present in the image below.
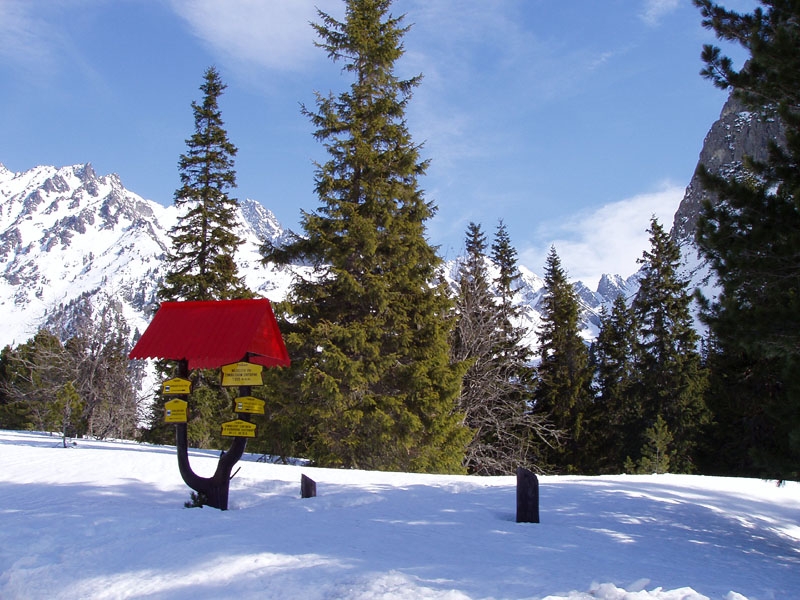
[0,163,293,347]
[0,162,639,354]
[5,90,776,353]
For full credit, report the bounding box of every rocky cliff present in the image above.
[672,94,786,245]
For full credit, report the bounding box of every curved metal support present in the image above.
[173,359,249,510]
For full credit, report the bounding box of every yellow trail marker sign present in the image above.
[234,396,265,415]
[221,362,263,387]
[162,377,191,395]
[164,399,188,423]
[221,419,257,438]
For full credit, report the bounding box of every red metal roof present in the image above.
[129,299,290,370]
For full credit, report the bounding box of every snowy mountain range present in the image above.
[0,161,639,352]
[0,162,298,347]
[0,92,772,352]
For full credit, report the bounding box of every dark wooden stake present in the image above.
[516,466,540,523]
[301,474,317,498]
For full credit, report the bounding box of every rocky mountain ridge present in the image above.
[672,95,786,245]
[0,161,636,351]
[0,162,293,347]
[671,93,786,308]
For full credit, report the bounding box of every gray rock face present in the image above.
[671,95,786,244]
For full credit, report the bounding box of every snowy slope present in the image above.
[0,163,295,347]
[1,430,798,600]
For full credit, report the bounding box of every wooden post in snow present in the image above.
[516,467,540,523]
[301,474,317,498]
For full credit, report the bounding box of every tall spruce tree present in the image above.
[261,0,469,473]
[631,218,709,473]
[489,222,553,472]
[693,0,800,480]
[588,294,639,473]
[534,247,591,472]
[452,223,552,474]
[152,66,250,449]
[491,221,521,341]
[452,223,502,472]
[159,65,249,303]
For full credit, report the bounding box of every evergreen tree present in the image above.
[0,331,72,434]
[452,223,552,474]
[47,381,84,448]
[693,0,800,480]
[631,218,709,473]
[491,220,521,340]
[0,298,142,441]
[0,344,34,431]
[56,298,141,440]
[454,224,496,357]
[627,415,673,475]
[489,222,552,470]
[534,247,591,472]
[261,0,469,472]
[153,66,250,449]
[587,295,639,473]
[159,65,249,303]
[695,338,775,477]
[452,223,501,472]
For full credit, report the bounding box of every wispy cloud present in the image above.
[0,0,106,90]
[640,0,680,26]
[0,1,68,76]
[519,183,685,286]
[403,2,632,204]
[167,0,343,73]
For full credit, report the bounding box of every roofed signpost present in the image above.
[129,299,290,510]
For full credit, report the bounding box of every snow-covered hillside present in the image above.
[0,163,295,347]
[1,429,798,599]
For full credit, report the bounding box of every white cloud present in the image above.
[168,0,343,72]
[640,0,680,26]
[519,183,685,287]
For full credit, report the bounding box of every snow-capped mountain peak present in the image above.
[0,164,291,347]
[0,158,678,353]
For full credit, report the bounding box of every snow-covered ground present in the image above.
[1,430,798,600]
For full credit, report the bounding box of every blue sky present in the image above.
[0,0,755,286]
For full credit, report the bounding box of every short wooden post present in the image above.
[301,474,316,499]
[516,467,539,523]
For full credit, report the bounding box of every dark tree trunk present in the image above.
[173,359,249,510]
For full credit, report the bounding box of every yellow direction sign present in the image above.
[164,399,188,423]
[221,362,263,387]
[234,396,265,415]
[162,377,191,395]
[221,419,257,438]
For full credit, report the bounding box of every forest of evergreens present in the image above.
[1,0,797,482]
